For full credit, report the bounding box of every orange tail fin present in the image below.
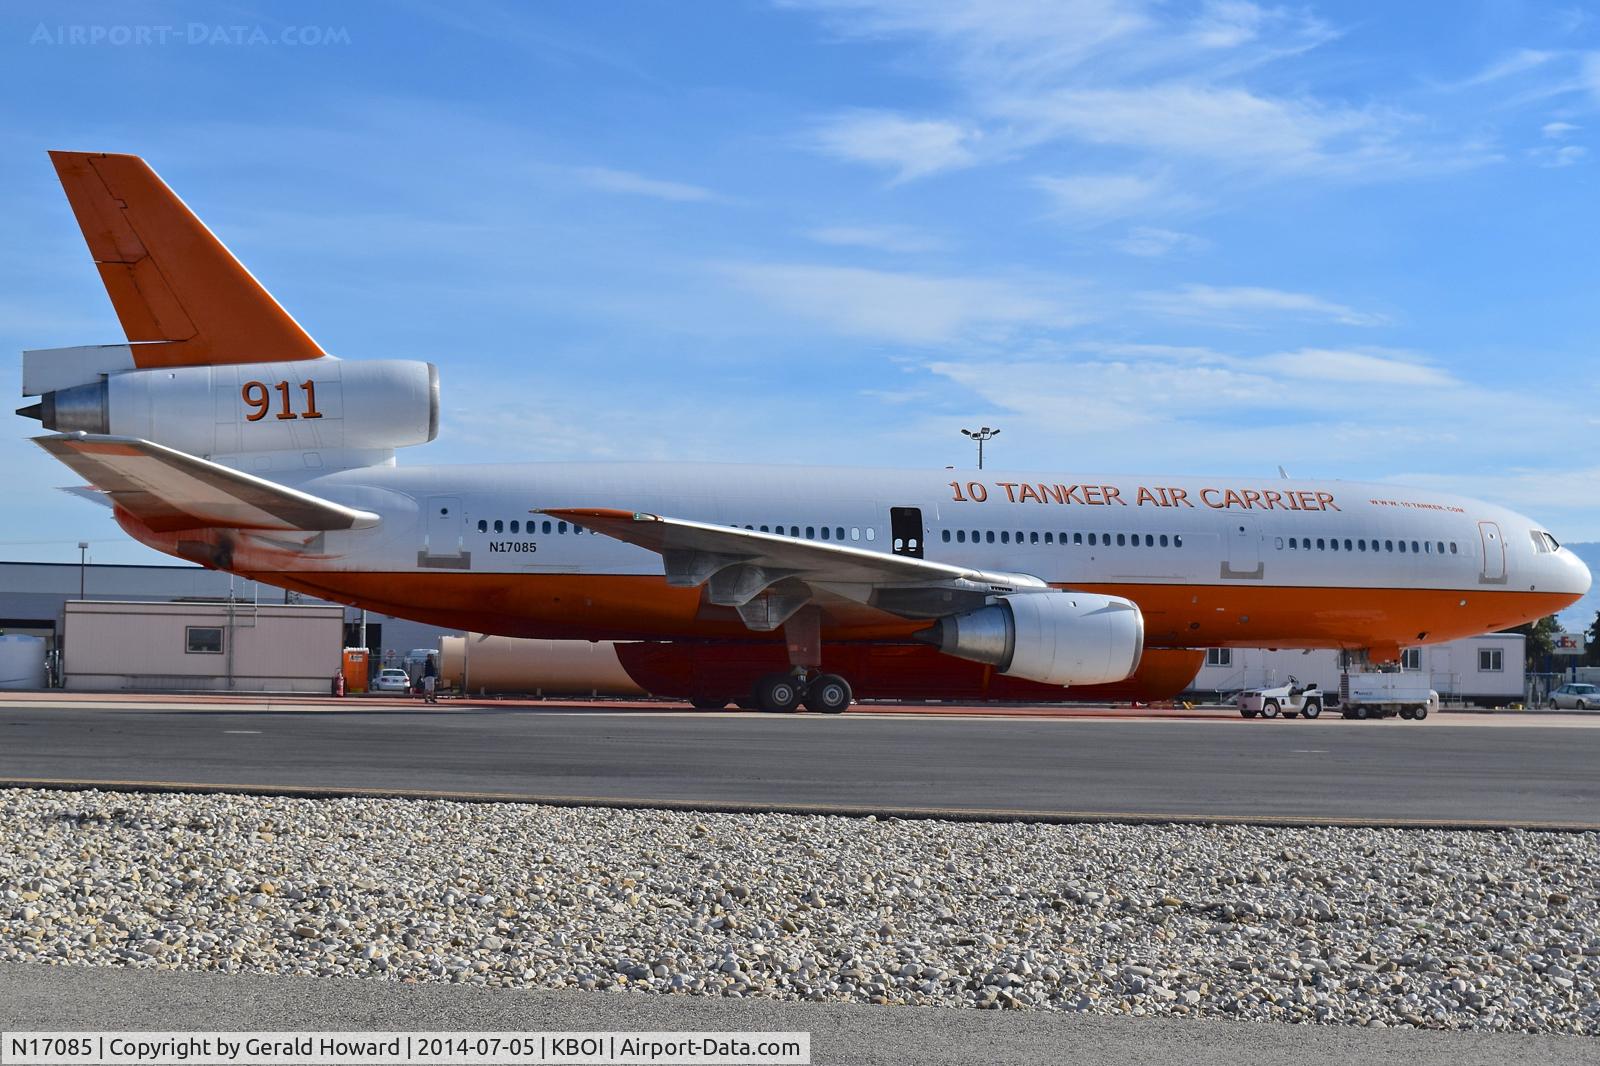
[49,151,324,369]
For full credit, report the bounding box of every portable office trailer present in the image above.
[61,600,344,692]
[1189,632,1525,706]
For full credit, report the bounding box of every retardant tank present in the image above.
[439,634,647,697]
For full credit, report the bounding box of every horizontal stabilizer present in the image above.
[48,151,324,369]
[36,433,379,533]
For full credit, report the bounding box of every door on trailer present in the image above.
[1478,521,1506,583]
[889,507,924,558]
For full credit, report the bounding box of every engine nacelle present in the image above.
[921,591,1145,687]
[24,357,438,458]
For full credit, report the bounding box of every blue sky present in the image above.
[4,0,1600,577]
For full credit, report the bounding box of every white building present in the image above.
[61,600,344,693]
[1187,632,1526,706]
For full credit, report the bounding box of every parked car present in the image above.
[1548,683,1600,710]
[373,668,413,693]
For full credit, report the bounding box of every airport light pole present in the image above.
[961,426,1000,470]
[77,541,88,600]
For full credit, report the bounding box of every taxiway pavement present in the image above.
[2,698,1596,829]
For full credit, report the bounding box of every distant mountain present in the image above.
[1558,541,1600,634]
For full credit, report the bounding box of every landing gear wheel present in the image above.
[1261,699,1281,719]
[690,696,731,710]
[803,673,852,714]
[755,673,803,714]
[1302,700,1322,720]
[1352,703,1371,720]
[1411,703,1428,721]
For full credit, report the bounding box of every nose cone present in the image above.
[1555,547,1592,598]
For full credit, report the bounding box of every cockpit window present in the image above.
[1531,530,1558,553]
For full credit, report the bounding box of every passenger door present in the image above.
[418,494,471,569]
[1221,515,1263,579]
[889,506,924,558]
[1478,521,1506,583]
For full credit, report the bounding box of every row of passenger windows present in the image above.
[1277,536,1458,555]
[477,516,1461,558]
[478,518,588,535]
[940,529,1184,548]
[736,524,878,542]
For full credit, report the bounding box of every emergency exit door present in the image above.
[890,507,924,558]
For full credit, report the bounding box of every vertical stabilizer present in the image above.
[48,151,325,369]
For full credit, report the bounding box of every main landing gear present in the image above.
[753,670,852,714]
[750,607,853,714]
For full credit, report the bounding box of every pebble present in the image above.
[0,787,1594,1035]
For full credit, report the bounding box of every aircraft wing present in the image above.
[541,506,1047,631]
[35,432,379,533]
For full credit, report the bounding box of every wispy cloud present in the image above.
[575,166,718,202]
[918,341,1558,473]
[794,0,1486,208]
[1114,226,1207,257]
[810,111,982,182]
[806,224,945,253]
[1530,144,1588,167]
[1259,348,1451,386]
[720,262,1079,344]
[1032,172,1199,223]
[1137,284,1388,327]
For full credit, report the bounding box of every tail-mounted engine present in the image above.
[19,357,438,461]
[919,591,1145,687]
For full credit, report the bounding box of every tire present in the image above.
[690,696,730,710]
[1398,706,1414,720]
[754,673,802,714]
[1239,708,1258,718]
[1302,700,1322,720]
[803,673,852,714]
[1411,703,1428,721]
[1284,711,1299,719]
[1261,699,1280,719]
[1352,704,1371,721]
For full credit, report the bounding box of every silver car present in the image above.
[1548,683,1599,709]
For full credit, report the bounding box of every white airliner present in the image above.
[20,152,1592,712]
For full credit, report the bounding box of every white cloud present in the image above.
[1032,173,1199,222]
[721,262,1077,344]
[1530,144,1588,167]
[806,225,944,253]
[1543,121,1580,138]
[810,111,982,182]
[1138,284,1387,327]
[915,342,1565,478]
[575,166,718,202]
[1189,0,1266,50]
[1455,49,1558,89]
[785,0,1155,86]
[1259,348,1452,386]
[1114,226,1207,257]
[792,0,1477,196]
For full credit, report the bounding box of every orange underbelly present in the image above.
[239,569,1565,650]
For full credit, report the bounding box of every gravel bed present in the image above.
[2,788,1597,1035]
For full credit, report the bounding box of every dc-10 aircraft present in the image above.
[19,152,1592,712]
